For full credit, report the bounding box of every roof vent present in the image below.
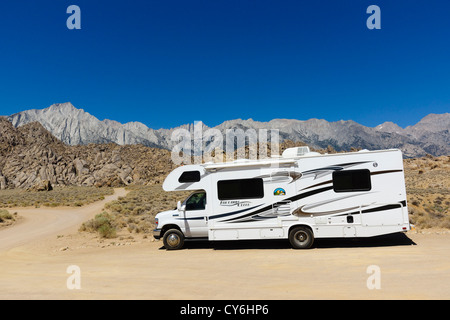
[282,146,311,158]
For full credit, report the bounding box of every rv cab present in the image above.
[154,190,209,248]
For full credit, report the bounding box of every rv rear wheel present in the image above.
[162,229,185,250]
[289,226,314,249]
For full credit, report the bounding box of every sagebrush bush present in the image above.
[0,209,13,223]
[79,212,117,238]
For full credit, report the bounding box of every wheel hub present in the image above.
[296,231,307,243]
[167,234,180,247]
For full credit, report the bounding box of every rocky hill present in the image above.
[7,103,450,158]
[0,117,177,190]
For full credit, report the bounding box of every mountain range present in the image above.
[6,102,450,158]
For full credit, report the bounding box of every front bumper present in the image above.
[153,228,162,240]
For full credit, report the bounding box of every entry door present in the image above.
[183,191,208,238]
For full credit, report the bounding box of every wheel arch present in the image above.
[160,224,182,238]
[288,224,314,236]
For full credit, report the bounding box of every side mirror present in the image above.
[177,201,185,212]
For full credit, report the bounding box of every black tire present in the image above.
[289,226,314,249]
[162,229,185,250]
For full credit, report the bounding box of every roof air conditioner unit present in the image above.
[282,146,311,158]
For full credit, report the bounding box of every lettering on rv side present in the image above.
[220,201,251,207]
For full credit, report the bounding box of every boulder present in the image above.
[33,180,53,192]
[0,175,6,190]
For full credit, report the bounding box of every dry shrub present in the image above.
[0,209,14,223]
[79,212,117,238]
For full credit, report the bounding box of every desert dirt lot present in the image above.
[0,189,449,300]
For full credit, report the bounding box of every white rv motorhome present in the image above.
[153,147,410,250]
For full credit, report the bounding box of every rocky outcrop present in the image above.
[0,174,6,190]
[32,180,53,192]
[0,118,177,189]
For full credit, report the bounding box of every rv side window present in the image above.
[333,169,371,192]
[185,192,206,211]
[217,178,264,200]
[178,171,201,183]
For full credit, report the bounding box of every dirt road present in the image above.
[0,188,128,252]
[0,192,449,299]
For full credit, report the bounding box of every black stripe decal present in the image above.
[175,216,205,221]
[371,169,403,176]
[177,204,264,221]
[336,200,407,217]
[287,186,334,203]
[361,204,402,214]
[301,162,371,175]
[223,186,334,222]
[299,169,402,191]
[209,205,263,220]
[301,180,333,190]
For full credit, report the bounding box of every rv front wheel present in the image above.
[162,229,185,250]
[289,226,314,249]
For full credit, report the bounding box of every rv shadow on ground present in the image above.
[161,232,417,250]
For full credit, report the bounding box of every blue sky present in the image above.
[0,0,449,129]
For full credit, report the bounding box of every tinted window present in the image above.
[333,169,371,192]
[185,192,206,211]
[218,178,264,200]
[178,171,201,183]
